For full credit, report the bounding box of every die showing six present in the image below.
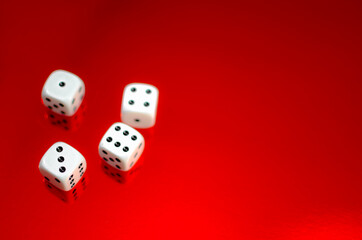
[99,122,145,171]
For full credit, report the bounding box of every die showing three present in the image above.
[39,142,86,191]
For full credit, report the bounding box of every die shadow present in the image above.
[101,157,144,184]
[43,175,88,203]
[43,101,86,131]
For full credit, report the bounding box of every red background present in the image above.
[1,0,362,239]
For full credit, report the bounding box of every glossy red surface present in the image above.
[1,0,362,239]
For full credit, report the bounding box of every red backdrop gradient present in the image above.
[1,0,362,239]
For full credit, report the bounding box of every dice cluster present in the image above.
[38,70,159,194]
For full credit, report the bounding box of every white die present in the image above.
[39,142,87,191]
[42,70,85,117]
[121,83,159,129]
[99,122,145,171]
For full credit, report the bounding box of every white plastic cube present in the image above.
[99,122,145,171]
[121,83,159,129]
[39,142,87,191]
[42,70,85,116]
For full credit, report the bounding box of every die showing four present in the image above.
[39,70,158,193]
[121,83,159,129]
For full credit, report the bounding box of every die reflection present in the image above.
[43,175,87,203]
[101,158,143,184]
[43,102,86,131]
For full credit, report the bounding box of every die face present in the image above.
[41,70,85,116]
[121,83,159,129]
[99,122,145,171]
[39,142,87,191]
